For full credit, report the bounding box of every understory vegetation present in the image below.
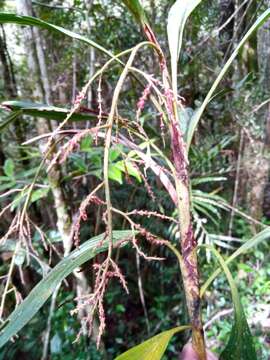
[0,0,270,359]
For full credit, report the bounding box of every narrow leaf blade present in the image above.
[0,13,115,59]
[203,246,257,360]
[2,100,99,121]
[167,0,202,95]
[115,326,190,360]
[186,8,270,151]
[122,0,148,27]
[220,314,256,360]
[0,110,22,132]
[200,227,270,296]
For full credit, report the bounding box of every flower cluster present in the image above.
[72,258,128,348]
[73,193,105,247]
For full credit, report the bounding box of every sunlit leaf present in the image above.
[80,135,93,151]
[0,230,134,348]
[115,160,141,182]
[30,187,49,204]
[115,326,190,360]
[191,176,227,186]
[167,0,202,95]
[109,145,122,162]
[3,159,14,178]
[108,165,123,184]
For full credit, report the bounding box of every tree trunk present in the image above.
[84,0,95,110]
[242,0,270,226]
[0,26,17,98]
[16,0,72,252]
[219,0,235,57]
[16,2,73,358]
[16,2,106,357]
[0,25,26,154]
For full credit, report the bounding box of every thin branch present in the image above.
[228,129,244,236]
[203,308,233,330]
[0,242,20,320]
[136,253,150,335]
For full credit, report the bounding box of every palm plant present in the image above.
[0,1,270,359]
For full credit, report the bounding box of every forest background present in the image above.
[0,0,270,359]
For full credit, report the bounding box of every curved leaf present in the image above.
[0,240,50,277]
[122,0,158,47]
[0,13,115,59]
[0,230,134,348]
[2,100,98,123]
[200,227,270,297]
[191,176,227,186]
[203,246,257,360]
[122,0,148,27]
[167,0,202,95]
[115,326,190,360]
[186,8,270,151]
[0,110,22,132]
[3,159,14,178]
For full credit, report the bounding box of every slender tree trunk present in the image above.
[0,25,27,152]
[33,25,52,106]
[219,0,235,57]
[242,0,270,226]
[15,0,44,100]
[16,0,72,253]
[84,0,95,110]
[16,2,73,359]
[16,2,106,357]
[0,24,28,227]
[0,26,17,98]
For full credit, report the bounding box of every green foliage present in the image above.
[3,158,14,178]
[0,110,22,132]
[186,8,270,151]
[167,0,202,95]
[0,1,270,358]
[115,326,190,360]
[1,101,97,124]
[187,9,270,148]
[49,291,103,360]
[201,227,270,297]
[204,246,257,359]
[66,141,141,185]
[122,0,148,28]
[0,231,134,348]
[0,13,116,60]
